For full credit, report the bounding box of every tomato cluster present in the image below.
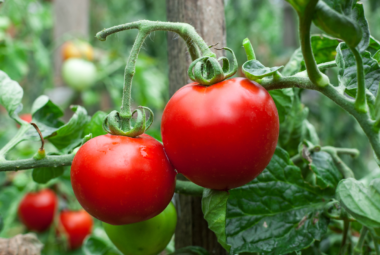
[61,40,97,91]
[18,189,93,250]
[69,73,278,254]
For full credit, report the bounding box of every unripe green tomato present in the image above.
[103,202,177,255]
[62,58,97,91]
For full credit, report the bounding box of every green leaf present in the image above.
[336,178,380,228]
[310,151,343,190]
[169,246,210,255]
[0,70,23,119]
[202,189,230,252]
[83,236,112,255]
[336,42,380,97]
[368,36,380,56]
[83,111,108,138]
[32,166,65,184]
[374,50,380,63]
[282,48,303,76]
[279,93,318,156]
[242,60,283,80]
[48,105,90,151]
[226,148,329,255]
[282,35,339,76]
[269,88,294,123]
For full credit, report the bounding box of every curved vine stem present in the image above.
[354,226,369,255]
[259,76,380,163]
[297,0,329,87]
[96,20,216,134]
[350,46,368,113]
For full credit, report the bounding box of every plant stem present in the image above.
[322,146,355,178]
[298,0,329,87]
[350,47,368,113]
[120,30,149,128]
[318,60,337,70]
[370,230,380,255]
[0,154,75,171]
[354,226,369,255]
[260,76,380,163]
[96,20,215,132]
[242,38,256,60]
[339,220,350,255]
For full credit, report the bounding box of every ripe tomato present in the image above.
[62,40,94,61]
[18,189,57,232]
[59,210,93,250]
[103,202,177,255]
[71,134,176,225]
[62,58,97,91]
[161,77,279,190]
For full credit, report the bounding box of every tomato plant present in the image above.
[18,189,57,232]
[103,202,177,255]
[59,209,93,250]
[161,77,279,190]
[62,58,97,91]
[62,40,94,61]
[71,134,176,225]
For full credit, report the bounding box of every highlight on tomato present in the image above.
[70,134,177,225]
[161,77,279,190]
[58,209,93,250]
[103,202,177,255]
[18,189,57,232]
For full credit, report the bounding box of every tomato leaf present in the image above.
[32,166,65,184]
[169,246,210,255]
[225,147,329,255]
[282,48,303,76]
[202,189,230,252]
[242,60,283,80]
[309,151,343,190]
[83,111,108,138]
[0,70,23,119]
[47,105,90,151]
[336,178,380,228]
[269,88,294,123]
[83,236,116,255]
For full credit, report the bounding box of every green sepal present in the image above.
[242,59,283,80]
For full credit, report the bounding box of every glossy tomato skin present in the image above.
[161,77,279,190]
[59,210,93,250]
[103,202,177,255]
[71,134,176,225]
[18,189,57,232]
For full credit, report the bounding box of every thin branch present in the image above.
[30,123,44,151]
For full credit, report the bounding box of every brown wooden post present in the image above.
[53,0,90,86]
[166,1,227,254]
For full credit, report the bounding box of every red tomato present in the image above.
[161,77,279,190]
[59,210,93,250]
[18,189,57,232]
[71,134,176,225]
[20,114,32,123]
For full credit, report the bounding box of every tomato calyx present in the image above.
[188,47,238,86]
[103,107,154,137]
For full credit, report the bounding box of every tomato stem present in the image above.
[96,20,217,136]
[298,0,329,88]
[349,46,368,113]
[242,38,256,61]
[354,226,369,255]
